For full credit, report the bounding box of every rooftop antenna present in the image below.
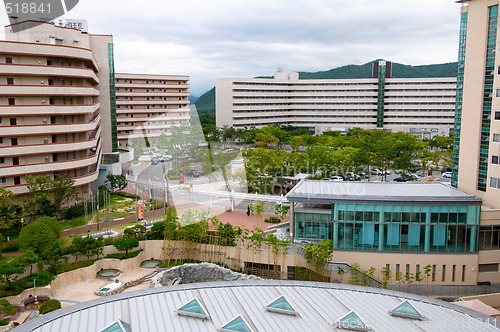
[276,66,284,72]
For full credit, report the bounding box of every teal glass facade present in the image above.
[376,63,386,128]
[294,202,480,253]
[478,5,498,191]
[108,43,118,153]
[452,11,468,188]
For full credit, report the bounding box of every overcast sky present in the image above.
[1,0,464,96]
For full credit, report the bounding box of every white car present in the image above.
[442,172,452,178]
[330,176,344,182]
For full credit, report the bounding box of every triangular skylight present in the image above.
[389,300,425,320]
[219,315,253,332]
[100,319,131,332]
[265,296,298,315]
[335,311,371,331]
[176,298,209,319]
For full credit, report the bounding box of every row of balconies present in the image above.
[0,85,99,96]
[116,100,189,106]
[115,83,189,89]
[0,103,100,116]
[1,41,98,70]
[115,91,189,97]
[0,114,100,136]
[0,141,101,178]
[0,64,99,83]
[0,127,101,157]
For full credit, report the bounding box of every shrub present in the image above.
[264,217,281,224]
[32,271,54,287]
[1,243,19,253]
[0,320,8,326]
[105,249,142,260]
[39,299,61,314]
[0,299,16,316]
[63,203,85,220]
[0,234,6,243]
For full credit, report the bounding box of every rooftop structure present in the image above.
[287,181,482,204]
[12,280,500,332]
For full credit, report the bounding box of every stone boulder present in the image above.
[150,263,261,287]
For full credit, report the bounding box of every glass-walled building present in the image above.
[287,181,482,254]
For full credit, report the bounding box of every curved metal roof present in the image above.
[13,280,499,332]
[286,181,482,204]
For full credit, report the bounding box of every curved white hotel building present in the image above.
[0,21,116,196]
[216,61,456,138]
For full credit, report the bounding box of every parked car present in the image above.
[442,172,452,178]
[441,167,452,174]
[393,176,409,182]
[160,155,172,162]
[151,157,159,165]
[343,172,360,181]
[370,169,382,175]
[185,170,200,177]
[222,148,235,154]
[180,154,189,160]
[410,174,421,180]
[330,176,344,182]
[358,172,369,179]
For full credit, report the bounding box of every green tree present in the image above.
[113,237,139,256]
[72,236,100,261]
[105,174,128,192]
[249,201,265,219]
[20,250,38,275]
[303,239,334,274]
[24,174,77,218]
[18,221,57,254]
[39,299,61,314]
[34,217,61,238]
[39,241,63,274]
[0,299,16,316]
[0,188,21,230]
[0,263,24,290]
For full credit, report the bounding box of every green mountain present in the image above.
[194,60,458,115]
[194,87,215,114]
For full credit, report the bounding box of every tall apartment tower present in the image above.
[0,21,117,196]
[114,73,190,146]
[452,1,500,208]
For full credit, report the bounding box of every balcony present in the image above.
[0,64,98,83]
[0,103,100,116]
[1,114,100,136]
[0,143,101,177]
[0,127,101,157]
[0,85,99,97]
[0,41,98,70]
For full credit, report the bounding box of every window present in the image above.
[13,177,20,185]
[496,111,500,120]
[491,177,500,189]
[5,57,12,64]
[0,177,5,184]
[452,265,456,282]
[0,157,4,164]
[493,134,500,142]
[432,265,436,282]
[462,265,466,282]
[479,263,499,273]
[493,155,500,164]
[6,78,13,85]
[0,137,2,144]
[442,265,446,281]
[8,98,15,106]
